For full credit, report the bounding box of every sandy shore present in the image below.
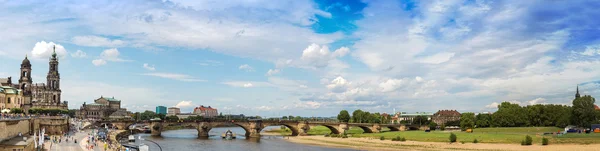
[284,135,600,151]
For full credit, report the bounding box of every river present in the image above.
[123,126,356,151]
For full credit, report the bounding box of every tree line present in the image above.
[336,95,600,129]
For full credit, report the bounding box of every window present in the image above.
[7,98,11,104]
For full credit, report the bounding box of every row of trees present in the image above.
[336,95,599,130]
[337,109,392,123]
[459,95,600,130]
[28,108,69,116]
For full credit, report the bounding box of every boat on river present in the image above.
[221,130,236,140]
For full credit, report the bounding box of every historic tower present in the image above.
[47,46,61,103]
[575,85,581,98]
[19,55,33,93]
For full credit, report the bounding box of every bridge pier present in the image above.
[197,122,212,138]
[371,124,381,133]
[298,122,310,136]
[338,123,349,134]
[246,121,263,138]
[150,120,163,136]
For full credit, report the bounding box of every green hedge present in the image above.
[10,108,24,114]
[28,108,68,115]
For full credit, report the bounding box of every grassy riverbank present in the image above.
[268,126,600,144]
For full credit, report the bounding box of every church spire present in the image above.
[576,85,581,98]
[51,45,57,58]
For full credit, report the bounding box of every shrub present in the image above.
[461,141,465,144]
[522,135,532,146]
[400,137,406,142]
[392,136,401,141]
[473,139,478,144]
[330,134,338,137]
[449,133,457,143]
[324,134,330,137]
[440,124,446,131]
[342,133,348,138]
[380,136,385,140]
[542,138,548,145]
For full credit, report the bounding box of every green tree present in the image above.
[165,115,179,122]
[492,102,528,127]
[10,108,24,114]
[282,116,288,119]
[572,95,596,127]
[429,122,438,130]
[412,115,429,126]
[294,116,302,121]
[475,113,491,128]
[352,109,364,123]
[156,113,166,120]
[140,110,157,120]
[460,112,475,130]
[337,110,351,122]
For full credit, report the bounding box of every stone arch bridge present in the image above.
[97,120,427,138]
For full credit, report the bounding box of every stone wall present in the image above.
[35,117,69,135]
[0,119,30,143]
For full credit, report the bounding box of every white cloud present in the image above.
[222,81,272,88]
[419,52,455,64]
[175,101,195,108]
[485,102,499,109]
[379,79,404,92]
[71,35,125,47]
[266,69,280,76]
[100,48,129,62]
[71,50,87,58]
[255,106,273,111]
[143,63,156,71]
[197,60,223,66]
[142,73,205,82]
[299,43,350,68]
[31,41,67,59]
[238,64,254,72]
[527,98,547,105]
[326,76,350,93]
[92,59,107,66]
[295,101,321,109]
[581,45,600,56]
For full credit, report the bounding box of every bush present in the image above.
[542,137,548,145]
[522,135,532,146]
[330,134,338,137]
[449,133,457,143]
[324,134,330,137]
[400,137,406,142]
[10,108,24,114]
[429,122,438,130]
[380,136,385,140]
[392,136,401,141]
[473,139,478,144]
[440,124,446,131]
[461,141,465,144]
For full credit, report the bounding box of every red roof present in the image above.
[194,105,217,111]
[434,110,461,116]
[595,105,599,110]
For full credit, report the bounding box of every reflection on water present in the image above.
[127,126,355,151]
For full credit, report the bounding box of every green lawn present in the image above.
[268,126,600,144]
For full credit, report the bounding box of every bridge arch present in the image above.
[263,123,299,136]
[354,125,374,133]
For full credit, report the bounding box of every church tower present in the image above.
[19,55,33,93]
[47,46,61,103]
[575,85,581,98]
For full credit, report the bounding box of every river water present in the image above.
[123,126,355,151]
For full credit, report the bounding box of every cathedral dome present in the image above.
[22,56,31,66]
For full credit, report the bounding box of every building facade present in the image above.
[0,86,28,110]
[167,107,180,116]
[193,105,218,117]
[156,106,167,115]
[0,48,67,111]
[431,110,461,125]
[391,112,433,124]
[77,96,128,120]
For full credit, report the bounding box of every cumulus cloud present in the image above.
[485,102,500,109]
[92,59,107,66]
[71,35,125,47]
[527,98,547,105]
[175,101,195,108]
[222,81,272,88]
[143,63,156,71]
[266,69,280,76]
[142,73,205,82]
[326,76,350,93]
[299,43,350,68]
[92,48,131,66]
[31,41,67,59]
[379,79,404,92]
[581,45,600,56]
[238,64,254,72]
[71,50,87,58]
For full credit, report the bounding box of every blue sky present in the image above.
[1,0,600,117]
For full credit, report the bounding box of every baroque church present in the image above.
[0,46,67,110]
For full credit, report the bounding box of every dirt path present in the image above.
[285,136,600,151]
